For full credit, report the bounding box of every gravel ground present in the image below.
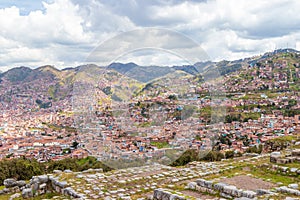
[181,190,218,199]
[220,175,275,190]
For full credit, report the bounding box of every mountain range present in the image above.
[3,48,298,84]
[0,48,299,103]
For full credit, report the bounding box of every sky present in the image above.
[0,0,300,71]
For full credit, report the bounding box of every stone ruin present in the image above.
[186,178,259,199]
[270,149,300,164]
[153,188,185,200]
[185,177,300,199]
[0,168,103,199]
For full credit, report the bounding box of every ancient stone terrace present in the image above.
[2,153,300,199]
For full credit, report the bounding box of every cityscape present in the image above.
[0,0,300,199]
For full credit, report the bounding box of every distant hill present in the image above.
[172,65,199,75]
[0,66,43,83]
[108,62,174,82]
[1,47,298,86]
[107,62,138,74]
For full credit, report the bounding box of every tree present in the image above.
[201,151,224,162]
[71,141,79,149]
[168,94,177,100]
[225,150,234,159]
[170,149,199,166]
[246,144,263,154]
[288,99,297,107]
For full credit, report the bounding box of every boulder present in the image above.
[290,168,298,173]
[30,177,39,185]
[39,183,47,194]
[152,189,185,200]
[170,194,185,200]
[214,182,228,192]
[220,192,232,199]
[187,182,197,190]
[22,188,33,199]
[271,152,281,156]
[153,189,164,199]
[256,189,273,195]
[285,197,297,200]
[281,167,289,172]
[62,187,74,196]
[31,182,39,192]
[292,149,300,157]
[196,179,205,187]
[9,193,21,200]
[3,188,10,193]
[232,189,243,197]
[205,180,213,189]
[270,155,281,163]
[16,180,26,187]
[277,186,300,196]
[53,170,62,174]
[121,197,131,200]
[37,175,48,183]
[56,181,68,188]
[241,190,256,198]
[3,178,17,188]
[223,185,237,195]
[10,186,20,193]
[288,184,299,189]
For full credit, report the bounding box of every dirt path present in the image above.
[181,190,218,199]
[220,175,275,190]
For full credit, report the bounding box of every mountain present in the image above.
[172,65,199,75]
[1,48,299,93]
[1,48,298,84]
[0,66,44,83]
[107,62,138,74]
[108,62,175,82]
[36,65,61,76]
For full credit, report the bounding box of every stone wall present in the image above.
[187,178,258,199]
[262,163,300,175]
[0,178,26,199]
[270,150,300,164]
[187,177,300,198]
[1,168,103,199]
[153,188,185,200]
[276,186,300,196]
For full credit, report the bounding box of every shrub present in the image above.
[225,150,234,159]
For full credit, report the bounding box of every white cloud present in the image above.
[0,1,91,46]
[0,0,300,71]
[0,0,94,69]
[202,29,300,61]
[86,28,209,66]
[0,0,137,70]
[115,50,191,67]
[151,0,300,38]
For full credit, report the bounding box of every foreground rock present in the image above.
[153,188,185,200]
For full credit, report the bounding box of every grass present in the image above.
[42,122,76,133]
[276,161,300,169]
[205,156,300,186]
[241,112,260,120]
[270,135,298,142]
[150,141,170,149]
[58,172,76,181]
[0,192,67,200]
[250,165,298,185]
